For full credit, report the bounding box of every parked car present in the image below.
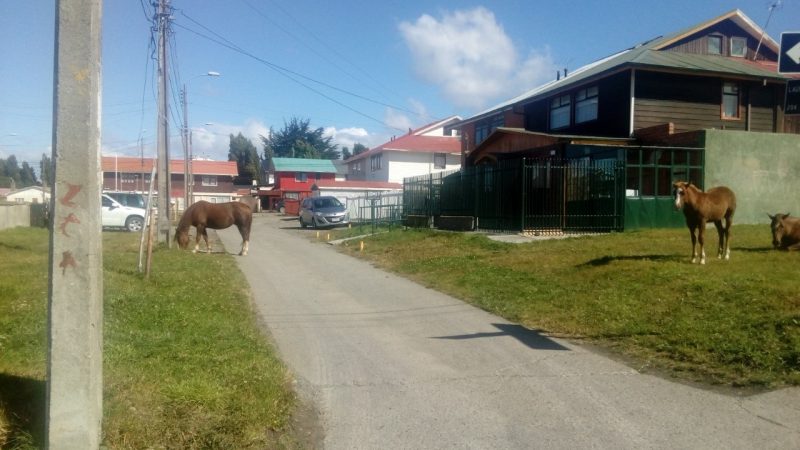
[101,194,146,232]
[104,191,147,209]
[298,196,349,228]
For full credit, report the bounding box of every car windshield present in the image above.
[314,198,342,208]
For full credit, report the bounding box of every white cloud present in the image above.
[399,7,556,111]
[323,126,376,154]
[189,119,268,161]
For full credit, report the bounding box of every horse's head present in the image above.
[768,213,790,249]
[672,181,692,210]
[175,227,190,249]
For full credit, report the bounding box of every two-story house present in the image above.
[101,156,239,209]
[443,9,799,227]
[347,116,462,184]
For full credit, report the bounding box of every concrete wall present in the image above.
[0,203,31,230]
[703,130,800,225]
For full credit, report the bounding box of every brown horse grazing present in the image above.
[673,181,736,264]
[175,201,253,255]
[768,213,800,250]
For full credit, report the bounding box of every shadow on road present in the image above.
[433,323,569,351]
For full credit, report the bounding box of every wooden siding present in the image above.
[660,21,778,61]
[634,71,779,133]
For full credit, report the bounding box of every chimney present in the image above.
[563,68,568,77]
[557,71,560,81]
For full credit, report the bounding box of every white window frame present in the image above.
[730,37,746,58]
[722,82,740,119]
[708,35,722,55]
[201,175,218,186]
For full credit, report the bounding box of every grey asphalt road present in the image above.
[217,213,800,450]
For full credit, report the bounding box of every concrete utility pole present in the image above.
[181,84,189,210]
[156,0,171,244]
[47,0,103,448]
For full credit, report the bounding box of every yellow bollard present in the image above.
[316,231,320,239]
[360,241,364,252]
[326,233,330,241]
[348,223,352,229]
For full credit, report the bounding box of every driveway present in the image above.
[217,213,800,449]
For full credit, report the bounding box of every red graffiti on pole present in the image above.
[59,213,81,236]
[60,183,82,207]
[59,251,78,275]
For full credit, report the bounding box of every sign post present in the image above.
[779,32,800,117]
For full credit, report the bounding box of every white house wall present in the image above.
[385,151,460,183]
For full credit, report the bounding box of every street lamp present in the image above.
[182,71,220,210]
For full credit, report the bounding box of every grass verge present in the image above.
[332,224,799,388]
[0,228,296,449]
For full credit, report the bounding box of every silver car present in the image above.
[299,196,349,228]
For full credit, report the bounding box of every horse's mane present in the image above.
[176,202,199,232]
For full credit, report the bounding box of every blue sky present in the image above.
[1,0,798,170]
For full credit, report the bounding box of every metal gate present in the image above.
[403,158,624,234]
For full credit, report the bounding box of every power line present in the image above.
[175,12,419,128]
[238,0,404,105]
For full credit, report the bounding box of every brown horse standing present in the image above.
[175,201,253,255]
[673,181,736,264]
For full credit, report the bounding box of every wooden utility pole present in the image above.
[156,0,171,244]
[47,0,103,447]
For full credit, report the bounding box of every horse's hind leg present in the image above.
[201,227,211,253]
[713,220,724,259]
[723,215,733,260]
[688,226,698,264]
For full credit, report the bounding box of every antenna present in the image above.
[754,0,782,61]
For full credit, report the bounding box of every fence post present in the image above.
[520,158,527,232]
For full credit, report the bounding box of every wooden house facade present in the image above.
[453,9,794,165]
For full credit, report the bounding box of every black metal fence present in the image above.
[403,158,625,234]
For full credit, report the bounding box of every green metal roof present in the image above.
[271,157,337,173]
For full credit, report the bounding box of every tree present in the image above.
[228,132,262,184]
[341,147,351,160]
[19,161,36,187]
[352,142,368,156]
[261,117,340,162]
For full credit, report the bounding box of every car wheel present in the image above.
[279,206,286,214]
[312,217,319,229]
[125,215,144,232]
[300,216,307,228]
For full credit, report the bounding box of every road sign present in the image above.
[785,79,800,116]
[779,32,800,74]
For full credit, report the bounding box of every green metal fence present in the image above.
[404,158,625,234]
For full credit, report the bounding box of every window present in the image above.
[549,94,571,130]
[474,114,504,145]
[434,153,446,169]
[121,173,137,184]
[730,37,746,57]
[201,175,217,186]
[708,35,722,55]
[370,154,382,171]
[722,82,740,119]
[575,86,599,123]
[295,172,308,182]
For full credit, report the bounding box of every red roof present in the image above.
[101,156,238,176]
[347,134,460,162]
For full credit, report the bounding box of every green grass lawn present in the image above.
[335,224,799,388]
[0,228,296,449]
